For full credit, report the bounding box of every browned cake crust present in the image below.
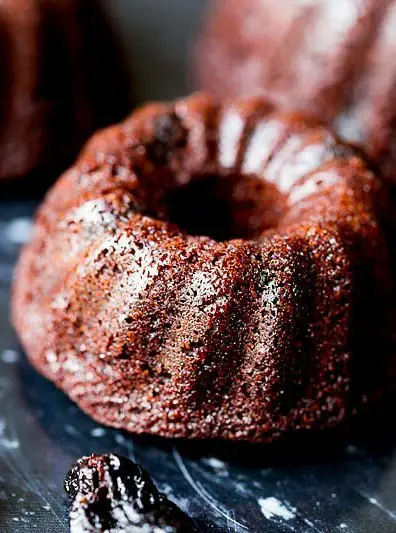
[12,93,396,442]
[197,0,396,187]
[0,0,129,188]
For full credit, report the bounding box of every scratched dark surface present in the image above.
[3,1,396,532]
[3,207,396,533]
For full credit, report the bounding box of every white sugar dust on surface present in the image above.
[90,427,106,438]
[258,497,296,521]
[0,418,20,450]
[1,350,19,364]
[204,457,227,469]
[2,218,33,244]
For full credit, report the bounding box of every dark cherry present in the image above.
[64,453,198,532]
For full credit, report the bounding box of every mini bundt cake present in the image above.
[12,93,396,442]
[0,0,129,192]
[197,0,396,187]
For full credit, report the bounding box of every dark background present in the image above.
[102,0,210,102]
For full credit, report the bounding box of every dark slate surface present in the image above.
[2,205,396,533]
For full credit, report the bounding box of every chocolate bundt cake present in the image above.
[12,94,396,442]
[0,0,129,191]
[197,0,396,186]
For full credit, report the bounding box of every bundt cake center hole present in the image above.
[166,173,287,241]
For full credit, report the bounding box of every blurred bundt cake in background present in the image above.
[12,93,396,442]
[197,0,396,187]
[0,0,130,194]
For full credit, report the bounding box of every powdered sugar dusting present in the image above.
[3,218,33,244]
[204,457,227,470]
[1,350,19,364]
[0,418,19,450]
[258,497,296,521]
[90,427,106,438]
